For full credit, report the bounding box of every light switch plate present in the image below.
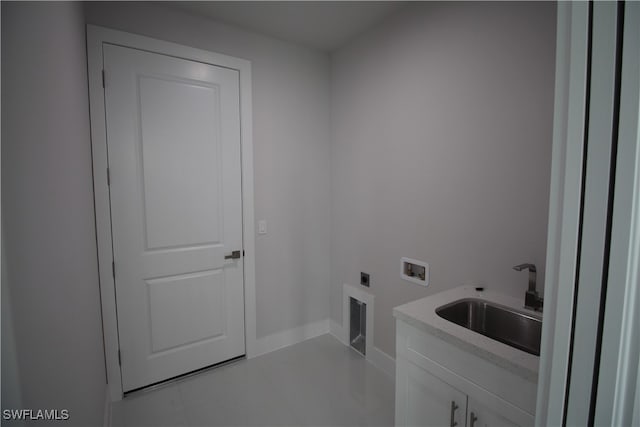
[258,220,267,235]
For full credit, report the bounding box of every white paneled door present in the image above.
[103,44,245,392]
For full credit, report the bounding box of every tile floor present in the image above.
[111,334,395,426]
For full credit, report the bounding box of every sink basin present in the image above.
[436,298,542,356]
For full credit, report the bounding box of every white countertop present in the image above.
[393,285,541,382]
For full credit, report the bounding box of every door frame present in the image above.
[534,3,590,423]
[87,25,257,402]
[536,2,640,425]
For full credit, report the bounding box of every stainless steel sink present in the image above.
[435,298,542,356]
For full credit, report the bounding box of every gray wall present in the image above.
[330,2,556,356]
[84,2,332,338]
[1,2,106,425]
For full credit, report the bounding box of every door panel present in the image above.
[467,397,532,427]
[138,75,222,250]
[103,43,245,391]
[399,360,467,427]
[146,270,226,353]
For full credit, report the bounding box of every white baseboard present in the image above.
[329,317,396,380]
[103,385,111,427]
[369,346,396,380]
[251,318,330,358]
[330,319,347,345]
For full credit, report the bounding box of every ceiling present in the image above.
[164,1,408,52]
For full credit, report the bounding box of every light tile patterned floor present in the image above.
[111,334,395,426]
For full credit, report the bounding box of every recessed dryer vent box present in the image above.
[349,297,366,356]
[401,257,429,286]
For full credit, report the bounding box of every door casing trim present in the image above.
[87,25,256,402]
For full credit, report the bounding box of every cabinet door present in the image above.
[397,359,467,427]
[467,397,534,427]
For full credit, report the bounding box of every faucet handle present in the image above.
[513,263,536,272]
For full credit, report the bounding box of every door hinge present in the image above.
[118,349,121,366]
[102,69,106,88]
[106,168,111,186]
[243,250,245,257]
[112,261,115,279]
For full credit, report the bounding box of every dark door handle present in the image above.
[224,250,241,260]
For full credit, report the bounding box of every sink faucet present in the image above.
[513,263,543,311]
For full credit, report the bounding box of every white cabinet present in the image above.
[395,320,536,427]
[467,397,520,427]
[397,360,467,426]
